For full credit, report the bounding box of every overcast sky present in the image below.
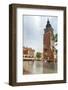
[23,15,58,53]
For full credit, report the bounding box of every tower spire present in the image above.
[46,19,51,28]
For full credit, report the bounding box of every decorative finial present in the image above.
[47,19,50,24]
[46,19,51,27]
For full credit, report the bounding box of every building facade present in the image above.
[23,47,35,60]
[43,20,55,62]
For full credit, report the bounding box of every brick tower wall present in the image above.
[43,30,54,62]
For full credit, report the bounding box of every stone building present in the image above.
[43,20,55,62]
[23,47,35,60]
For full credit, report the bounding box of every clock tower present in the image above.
[43,20,54,62]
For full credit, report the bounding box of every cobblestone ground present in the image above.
[23,60,57,75]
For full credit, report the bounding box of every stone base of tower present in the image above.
[43,48,55,62]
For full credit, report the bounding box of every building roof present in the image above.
[44,19,54,33]
[23,47,35,51]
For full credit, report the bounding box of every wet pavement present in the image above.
[23,60,57,75]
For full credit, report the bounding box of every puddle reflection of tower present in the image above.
[43,19,54,62]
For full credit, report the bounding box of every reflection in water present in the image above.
[23,60,57,74]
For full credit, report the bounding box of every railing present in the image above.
[23,57,35,61]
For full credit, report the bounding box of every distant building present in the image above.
[43,20,55,62]
[23,47,35,60]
